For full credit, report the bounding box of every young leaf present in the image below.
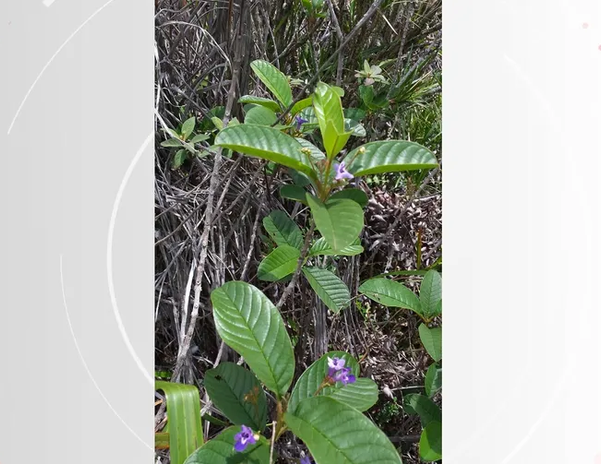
[204,363,267,432]
[420,270,442,319]
[403,393,441,426]
[156,381,203,464]
[210,282,295,397]
[419,421,442,462]
[309,237,363,257]
[244,105,278,126]
[214,125,315,179]
[288,351,377,414]
[285,396,402,464]
[280,185,309,205]
[190,133,210,144]
[290,96,314,116]
[306,194,364,252]
[238,95,281,112]
[345,141,438,176]
[183,426,270,464]
[262,211,304,249]
[418,324,442,362]
[358,278,422,315]
[257,245,301,282]
[313,82,346,158]
[302,267,350,313]
[250,60,293,107]
[172,149,188,170]
[329,188,368,208]
[181,116,196,140]
[161,138,184,147]
[424,364,442,398]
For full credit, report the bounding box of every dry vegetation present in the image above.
[155,1,441,462]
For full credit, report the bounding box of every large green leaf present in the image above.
[306,194,364,252]
[403,393,441,426]
[419,421,442,462]
[156,381,203,464]
[250,60,293,107]
[238,95,281,112]
[424,363,442,398]
[214,125,315,178]
[288,351,377,413]
[358,278,422,315]
[244,106,277,126]
[210,282,295,397]
[183,426,270,464]
[345,141,438,176]
[204,363,267,432]
[309,237,363,257]
[418,324,442,362]
[313,83,348,158]
[329,188,368,208]
[285,396,402,464]
[420,270,442,319]
[257,245,300,282]
[302,267,350,313]
[262,211,304,249]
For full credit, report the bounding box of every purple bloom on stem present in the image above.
[333,367,356,385]
[295,115,308,131]
[234,425,257,452]
[300,456,312,464]
[334,162,354,181]
[327,356,346,377]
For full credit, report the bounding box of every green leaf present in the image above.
[210,282,295,397]
[239,95,281,112]
[306,194,364,252]
[285,396,402,464]
[280,185,308,205]
[190,133,210,144]
[204,363,267,431]
[172,149,188,170]
[183,426,270,464]
[344,108,366,121]
[214,125,315,179]
[181,117,196,140]
[262,211,304,249]
[211,117,224,130]
[156,381,203,464]
[257,245,300,282]
[161,138,184,147]
[290,96,314,116]
[424,364,442,398]
[418,324,442,362]
[296,137,326,161]
[288,351,377,413]
[302,267,350,313]
[345,141,438,177]
[403,393,441,426]
[419,421,442,462]
[309,237,363,257]
[329,189,368,208]
[244,106,278,126]
[358,278,422,315]
[313,82,346,158]
[420,270,442,319]
[345,119,366,137]
[250,60,293,107]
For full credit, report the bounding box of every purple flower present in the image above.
[300,456,312,464]
[333,367,356,386]
[234,425,257,452]
[295,115,308,131]
[334,162,354,181]
[327,356,346,377]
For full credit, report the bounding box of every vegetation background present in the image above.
[154,0,442,462]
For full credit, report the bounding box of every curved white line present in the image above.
[107,132,155,385]
[60,255,153,450]
[7,0,116,134]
